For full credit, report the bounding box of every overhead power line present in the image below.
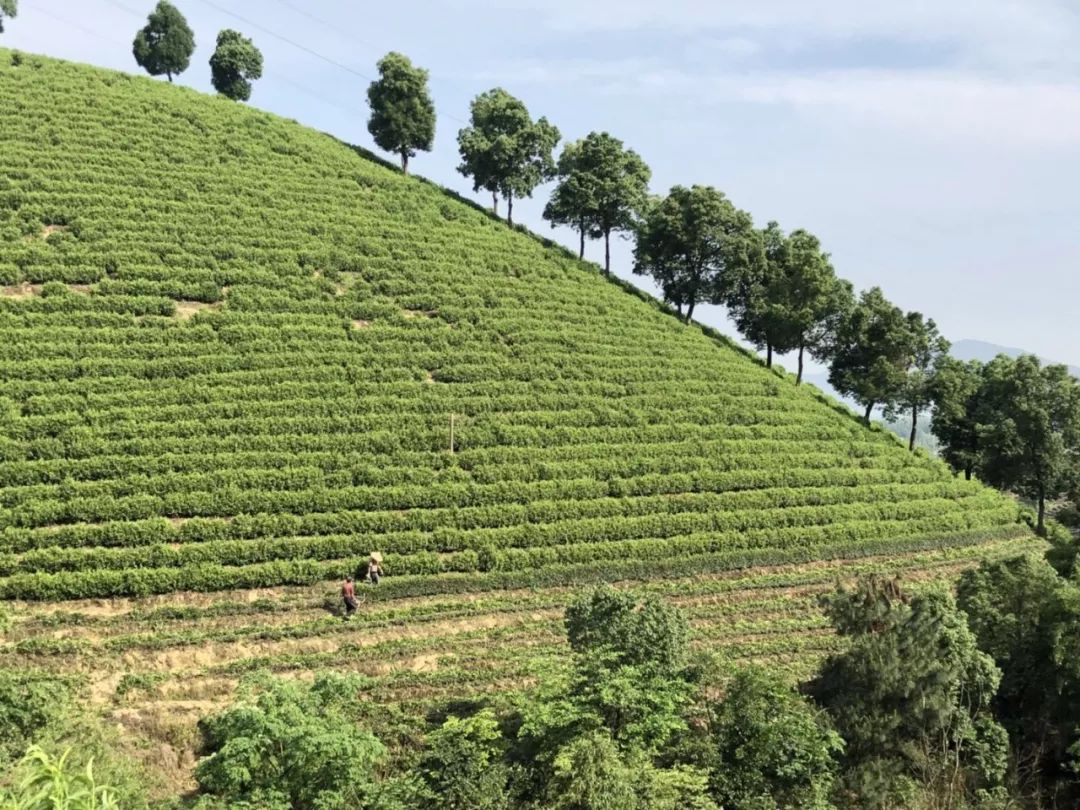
[190,0,469,125]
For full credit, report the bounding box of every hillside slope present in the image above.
[0,51,1040,783]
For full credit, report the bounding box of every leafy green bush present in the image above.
[194,673,386,810]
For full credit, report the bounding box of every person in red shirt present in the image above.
[341,576,358,620]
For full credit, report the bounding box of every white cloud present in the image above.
[449,0,1080,74]
[466,56,1080,149]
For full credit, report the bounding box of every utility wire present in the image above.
[190,0,469,125]
[36,2,129,46]
[62,0,379,124]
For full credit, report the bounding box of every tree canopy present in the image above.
[827,287,914,424]
[633,185,762,323]
[974,354,1080,534]
[707,667,842,810]
[544,132,650,274]
[131,1,194,82]
[366,52,436,175]
[809,578,1008,809]
[929,357,984,479]
[457,88,560,226]
[727,222,852,380]
[195,673,385,809]
[208,29,263,102]
[884,312,949,451]
[958,555,1080,805]
[543,140,598,259]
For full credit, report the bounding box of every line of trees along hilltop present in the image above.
[5,6,1078,528]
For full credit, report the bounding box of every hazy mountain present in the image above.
[951,339,1080,377]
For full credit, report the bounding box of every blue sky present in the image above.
[8,0,1080,370]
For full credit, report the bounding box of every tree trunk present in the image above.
[577,227,585,260]
[909,403,918,452]
[1037,486,1046,536]
[167,72,173,83]
[964,465,972,481]
[685,300,696,323]
[401,153,409,175]
[675,301,683,317]
[507,193,513,226]
[765,343,773,368]
[863,401,874,425]
[797,343,805,384]
[492,191,498,216]
[604,229,611,275]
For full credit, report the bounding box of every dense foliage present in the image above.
[543,132,651,273]
[194,673,385,809]
[457,88,560,226]
[931,354,1080,533]
[208,29,262,102]
[633,184,762,323]
[366,52,435,174]
[131,1,194,83]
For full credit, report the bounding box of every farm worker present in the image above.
[342,576,358,619]
[368,557,382,586]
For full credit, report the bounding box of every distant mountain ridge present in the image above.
[951,339,1080,377]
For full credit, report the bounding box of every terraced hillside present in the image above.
[0,50,1040,783]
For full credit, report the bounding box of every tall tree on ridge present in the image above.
[828,287,914,425]
[728,223,852,381]
[726,221,793,369]
[633,185,763,324]
[366,52,435,175]
[975,354,1080,535]
[544,132,649,274]
[929,357,984,479]
[457,88,560,226]
[543,140,598,259]
[132,1,194,82]
[885,312,949,451]
[209,29,262,102]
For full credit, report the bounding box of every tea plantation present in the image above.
[0,51,1040,784]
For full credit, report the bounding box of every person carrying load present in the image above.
[367,552,383,585]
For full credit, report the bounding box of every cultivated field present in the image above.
[0,50,1040,787]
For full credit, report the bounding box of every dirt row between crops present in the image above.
[6,543,995,623]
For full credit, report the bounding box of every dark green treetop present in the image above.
[366,52,436,175]
[543,139,600,259]
[958,555,1080,805]
[707,667,842,810]
[827,287,914,424]
[884,312,949,451]
[974,354,1080,535]
[132,1,194,82]
[810,578,1008,809]
[417,709,510,810]
[544,132,650,274]
[928,357,984,479]
[457,88,560,226]
[727,222,852,381]
[209,29,262,102]
[633,185,763,324]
